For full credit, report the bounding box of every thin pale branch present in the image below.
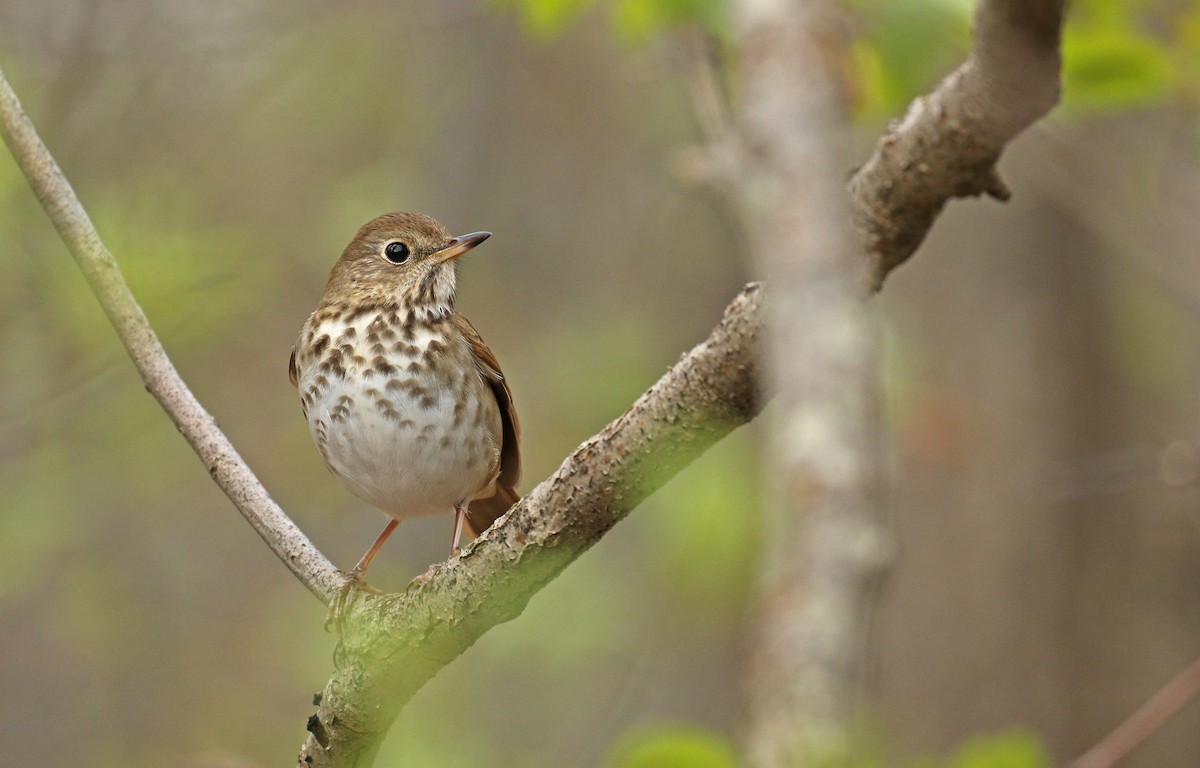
[0,66,343,603]
[849,0,1066,291]
[1068,656,1200,768]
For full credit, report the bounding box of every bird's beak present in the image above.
[429,231,491,265]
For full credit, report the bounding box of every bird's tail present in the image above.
[466,484,521,539]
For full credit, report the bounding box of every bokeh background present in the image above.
[0,1,1197,767]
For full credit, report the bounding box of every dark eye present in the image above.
[383,241,410,264]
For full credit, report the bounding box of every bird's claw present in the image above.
[406,561,444,591]
[325,569,382,634]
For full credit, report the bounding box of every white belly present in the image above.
[297,315,501,520]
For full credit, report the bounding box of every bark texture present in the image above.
[298,284,764,767]
[849,0,1066,291]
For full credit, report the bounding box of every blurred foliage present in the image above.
[495,0,1200,121]
[49,181,269,350]
[1,0,1198,766]
[1060,0,1195,110]
[902,734,1051,768]
[847,0,973,121]
[490,0,728,41]
[603,724,740,768]
[644,425,761,616]
[1105,261,1197,398]
[850,0,1200,118]
[942,731,1052,768]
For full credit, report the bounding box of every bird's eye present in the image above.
[383,241,410,264]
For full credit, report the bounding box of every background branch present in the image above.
[0,66,343,603]
[848,0,1066,291]
[1068,655,1200,768]
[298,284,764,767]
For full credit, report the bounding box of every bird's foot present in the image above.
[325,569,383,634]
[406,561,445,591]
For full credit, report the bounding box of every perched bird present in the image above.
[289,212,521,590]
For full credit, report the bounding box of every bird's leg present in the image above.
[407,504,470,592]
[351,518,400,577]
[326,519,398,632]
[450,503,468,556]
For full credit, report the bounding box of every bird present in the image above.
[289,212,521,594]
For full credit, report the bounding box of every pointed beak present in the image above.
[429,231,491,265]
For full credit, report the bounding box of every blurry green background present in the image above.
[0,1,1198,767]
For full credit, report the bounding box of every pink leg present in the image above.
[450,503,468,556]
[352,518,399,576]
[327,518,398,633]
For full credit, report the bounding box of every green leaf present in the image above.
[1063,26,1176,109]
[946,731,1052,768]
[491,0,727,42]
[846,0,972,119]
[613,0,729,41]
[490,0,600,39]
[605,725,739,768]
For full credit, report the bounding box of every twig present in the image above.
[681,30,735,148]
[1068,656,1200,768]
[0,65,343,603]
[848,0,1066,291]
[673,29,744,188]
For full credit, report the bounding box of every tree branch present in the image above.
[0,60,767,768]
[0,66,343,603]
[298,283,764,767]
[4,0,1071,759]
[849,0,1066,291]
[1068,655,1200,768]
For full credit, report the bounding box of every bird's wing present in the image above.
[454,313,522,537]
[288,345,300,388]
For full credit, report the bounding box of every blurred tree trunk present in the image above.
[875,120,1200,767]
[731,3,886,766]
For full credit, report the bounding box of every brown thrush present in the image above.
[289,212,521,591]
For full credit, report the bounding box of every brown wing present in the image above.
[288,345,300,388]
[454,313,522,537]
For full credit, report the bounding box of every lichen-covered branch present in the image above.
[849,0,1066,291]
[0,66,343,602]
[298,284,764,767]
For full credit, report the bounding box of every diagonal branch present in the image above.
[1068,655,1200,768]
[0,66,343,603]
[849,0,1066,291]
[298,283,763,767]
